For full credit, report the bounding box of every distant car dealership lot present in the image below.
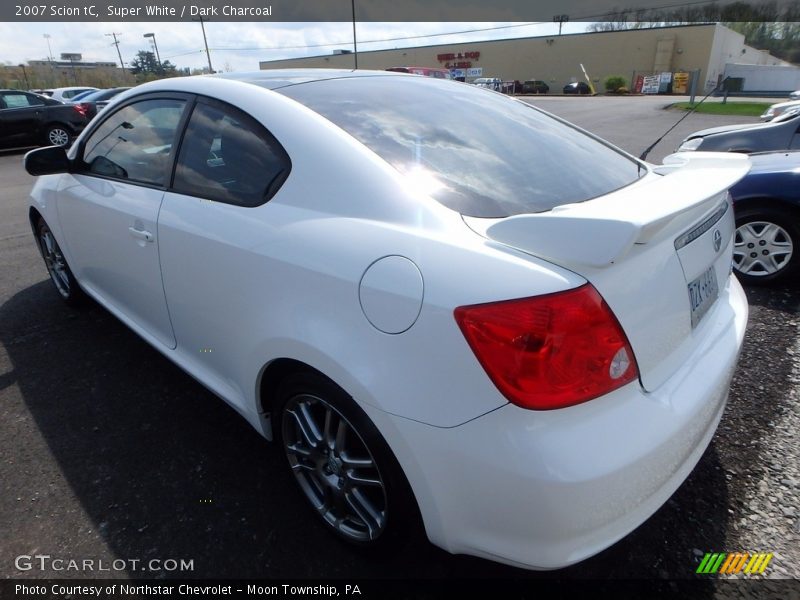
[521,95,763,164]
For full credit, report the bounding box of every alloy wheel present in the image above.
[38,225,71,298]
[281,393,388,543]
[48,127,70,146]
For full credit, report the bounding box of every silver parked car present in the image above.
[760,99,800,121]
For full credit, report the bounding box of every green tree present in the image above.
[129,50,178,81]
[586,0,800,64]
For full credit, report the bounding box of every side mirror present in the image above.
[24,146,71,176]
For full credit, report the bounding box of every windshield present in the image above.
[278,76,644,217]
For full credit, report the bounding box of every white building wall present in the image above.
[705,24,794,91]
[724,63,800,93]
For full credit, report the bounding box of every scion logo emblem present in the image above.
[713,229,722,253]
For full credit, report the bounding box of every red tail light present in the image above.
[73,103,88,117]
[454,284,639,410]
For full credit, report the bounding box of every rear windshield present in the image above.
[278,76,643,217]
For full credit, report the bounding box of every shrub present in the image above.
[604,75,628,93]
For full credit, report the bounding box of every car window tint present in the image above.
[279,77,643,217]
[173,100,291,207]
[2,93,42,108]
[82,98,186,186]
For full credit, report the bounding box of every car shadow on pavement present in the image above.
[0,280,732,591]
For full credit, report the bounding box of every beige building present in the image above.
[260,23,792,93]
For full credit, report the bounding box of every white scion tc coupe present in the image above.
[25,69,749,570]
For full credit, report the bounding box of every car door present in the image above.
[157,97,291,409]
[56,93,190,349]
[0,91,45,146]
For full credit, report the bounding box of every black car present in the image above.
[72,87,131,121]
[563,81,591,95]
[0,89,88,148]
[523,80,549,94]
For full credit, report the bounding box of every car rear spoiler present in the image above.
[463,152,751,268]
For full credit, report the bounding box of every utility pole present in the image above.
[197,16,214,73]
[18,64,30,89]
[351,0,358,69]
[553,14,569,35]
[105,32,125,72]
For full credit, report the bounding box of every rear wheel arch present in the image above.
[259,357,314,425]
[257,358,425,547]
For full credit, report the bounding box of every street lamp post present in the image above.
[43,33,54,62]
[143,32,162,72]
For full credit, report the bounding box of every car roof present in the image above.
[214,69,402,90]
[770,99,800,109]
[46,86,97,92]
[83,86,131,98]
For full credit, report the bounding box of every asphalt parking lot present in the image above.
[1,96,798,595]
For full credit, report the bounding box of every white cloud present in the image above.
[0,21,584,72]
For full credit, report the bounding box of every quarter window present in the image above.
[173,100,291,207]
[82,98,186,186]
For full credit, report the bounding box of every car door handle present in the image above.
[128,227,154,242]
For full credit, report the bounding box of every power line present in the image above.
[162,22,542,59]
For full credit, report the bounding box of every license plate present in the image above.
[688,266,719,328]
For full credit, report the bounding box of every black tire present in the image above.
[35,219,85,306]
[44,124,72,147]
[733,207,800,286]
[276,371,421,549]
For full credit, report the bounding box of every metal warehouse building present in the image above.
[259,23,793,93]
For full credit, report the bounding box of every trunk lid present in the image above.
[463,152,750,392]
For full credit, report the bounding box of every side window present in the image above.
[2,93,41,108]
[82,98,186,186]
[173,100,291,207]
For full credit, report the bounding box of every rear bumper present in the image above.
[367,274,748,569]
